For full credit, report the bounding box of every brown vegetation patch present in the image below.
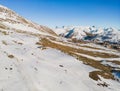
[8,55,14,58]
[76,54,114,81]
[2,40,8,45]
[0,23,8,29]
[77,55,112,72]
[107,61,120,65]
[36,42,42,45]
[13,40,23,45]
[79,45,106,50]
[18,42,23,45]
[40,38,119,81]
[1,31,9,35]
[41,38,119,58]
[89,71,114,81]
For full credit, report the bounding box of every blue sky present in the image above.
[0,0,120,28]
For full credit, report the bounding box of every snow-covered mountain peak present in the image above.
[53,26,120,44]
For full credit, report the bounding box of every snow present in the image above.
[101,61,120,68]
[0,29,93,91]
[0,4,54,36]
[0,28,120,91]
[0,14,6,19]
[47,39,120,56]
[53,28,66,35]
[53,26,120,43]
[1,22,52,36]
[3,22,39,33]
[0,5,9,10]
[74,52,120,61]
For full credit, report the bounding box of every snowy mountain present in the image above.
[53,26,120,44]
[0,5,120,91]
[0,5,56,36]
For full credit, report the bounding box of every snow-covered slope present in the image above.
[0,29,87,91]
[1,24,120,91]
[0,5,56,36]
[0,4,120,91]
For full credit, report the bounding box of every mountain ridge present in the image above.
[53,26,120,50]
[0,4,57,36]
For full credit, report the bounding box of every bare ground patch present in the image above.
[38,38,120,81]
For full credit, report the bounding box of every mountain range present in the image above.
[54,26,120,44]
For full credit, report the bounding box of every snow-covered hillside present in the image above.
[0,4,120,91]
[0,5,56,36]
[1,28,120,91]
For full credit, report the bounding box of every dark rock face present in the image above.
[112,70,120,80]
[65,29,74,38]
[96,41,120,51]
